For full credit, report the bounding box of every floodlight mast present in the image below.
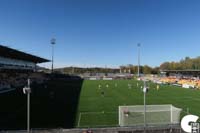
[137,43,141,77]
[23,79,31,133]
[143,80,147,133]
[51,38,56,73]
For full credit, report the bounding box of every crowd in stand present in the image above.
[159,76,200,89]
[143,76,200,89]
[0,71,48,90]
[138,75,200,89]
[0,70,83,91]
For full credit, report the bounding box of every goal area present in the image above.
[119,105,182,127]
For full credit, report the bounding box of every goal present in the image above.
[119,105,182,127]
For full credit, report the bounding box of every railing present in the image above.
[0,125,184,133]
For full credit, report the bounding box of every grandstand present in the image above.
[0,45,49,70]
[159,70,200,89]
[0,45,49,93]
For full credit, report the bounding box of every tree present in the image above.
[160,62,170,70]
[152,67,159,74]
[160,56,200,70]
[143,65,152,74]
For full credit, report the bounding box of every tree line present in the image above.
[54,56,200,75]
[119,65,159,74]
[55,65,159,75]
[160,56,200,70]
[55,67,119,74]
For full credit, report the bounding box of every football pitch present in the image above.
[76,79,200,127]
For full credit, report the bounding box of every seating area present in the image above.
[0,71,48,90]
[158,76,200,89]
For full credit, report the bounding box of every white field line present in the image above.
[144,96,200,102]
[125,110,174,113]
[81,111,117,115]
[182,110,190,115]
[78,113,82,127]
[138,96,200,102]
[185,97,200,101]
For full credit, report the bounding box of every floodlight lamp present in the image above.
[51,38,56,45]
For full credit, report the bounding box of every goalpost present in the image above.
[119,105,182,127]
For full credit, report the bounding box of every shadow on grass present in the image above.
[0,75,83,130]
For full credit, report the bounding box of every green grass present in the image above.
[76,79,200,127]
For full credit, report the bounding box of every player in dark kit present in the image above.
[101,90,105,97]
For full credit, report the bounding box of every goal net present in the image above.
[119,105,182,127]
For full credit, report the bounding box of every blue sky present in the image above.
[1,0,200,68]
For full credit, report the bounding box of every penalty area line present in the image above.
[78,113,82,127]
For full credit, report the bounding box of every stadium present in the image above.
[1,1,200,133]
[1,44,200,133]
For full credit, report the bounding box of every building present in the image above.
[0,45,49,70]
